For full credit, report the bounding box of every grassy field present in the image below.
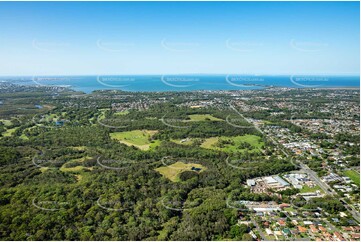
[114,110,130,116]
[72,146,87,151]
[43,113,59,121]
[58,156,93,172]
[343,169,360,186]
[171,138,199,146]
[60,166,86,172]
[200,135,264,153]
[155,161,206,182]
[200,137,219,149]
[39,167,49,173]
[19,134,29,140]
[71,156,92,163]
[186,114,223,121]
[97,108,109,120]
[300,184,322,193]
[110,130,160,150]
[0,119,12,126]
[2,127,17,137]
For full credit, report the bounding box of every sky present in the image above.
[0,1,359,76]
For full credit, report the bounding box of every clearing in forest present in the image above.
[155,161,206,182]
[110,129,160,150]
[186,114,223,121]
[200,134,264,153]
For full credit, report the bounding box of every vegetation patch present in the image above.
[300,184,322,193]
[39,167,49,173]
[114,110,130,116]
[72,146,87,151]
[171,138,200,146]
[60,165,86,172]
[2,127,17,137]
[0,119,12,126]
[19,134,29,140]
[110,129,160,150]
[186,114,223,122]
[343,169,360,186]
[200,134,264,153]
[155,161,206,182]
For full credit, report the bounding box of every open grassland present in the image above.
[97,108,109,120]
[39,167,49,173]
[19,134,29,140]
[200,134,264,153]
[2,127,17,137]
[200,137,218,148]
[71,146,87,151]
[171,138,199,146]
[114,110,130,116]
[60,165,86,172]
[110,130,160,150]
[155,161,206,182]
[186,114,223,121]
[0,119,12,126]
[300,184,323,193]
[343,169,360,186]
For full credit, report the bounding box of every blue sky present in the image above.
[0,1,359,75]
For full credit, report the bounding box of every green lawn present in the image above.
[200,137,218,148]
[283,207,296,212]
[200,135,264,153]
[114,110,130,116]
[155,161,206,182]
[186,114,223,122]
[19,134,29,140]
[2,127,17,137]
[72,146,87,151]
[300,184,322,193]
[344,170,360,186]
[60,165,86,172]
[171,138,199,146]
[110,130,160,150]
[97,108,109,120]
[0,119,12,126]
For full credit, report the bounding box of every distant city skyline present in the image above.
[0,1,359,76]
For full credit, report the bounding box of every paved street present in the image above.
[250,218,268,241]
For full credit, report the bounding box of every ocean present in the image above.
[2,75,360,94]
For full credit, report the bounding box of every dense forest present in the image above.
[0,85,357,240]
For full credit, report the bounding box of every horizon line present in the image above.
[0,73,360,77]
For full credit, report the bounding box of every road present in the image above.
[250,218,268,241]
[340,198,360,222]
[230,103,360,223]
[298,163,336,196]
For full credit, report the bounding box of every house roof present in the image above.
[343,226,353,231]
[298,226,308,233]
[334,232,345,241]
[279,203,290,208]
[353,226,360,232]
[351,234,360,239]
[278,220,286,226]
[318,226,327,232]
[310,225,318,233]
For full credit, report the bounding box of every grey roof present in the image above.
[273,175,290,186]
